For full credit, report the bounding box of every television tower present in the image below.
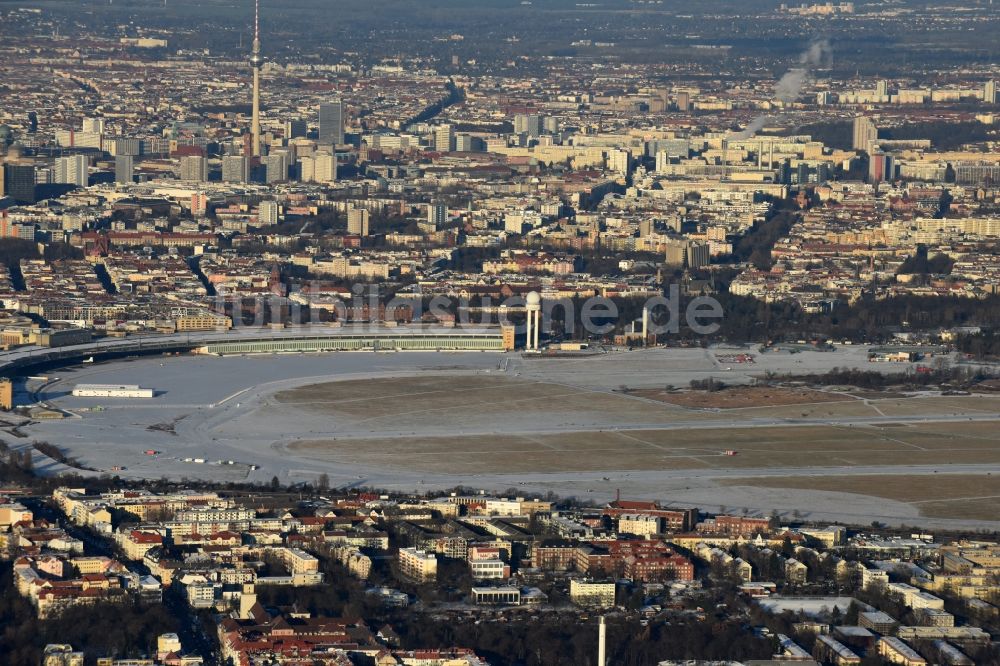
[249,0,264,157]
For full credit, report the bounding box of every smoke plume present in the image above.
[732,39,831,139]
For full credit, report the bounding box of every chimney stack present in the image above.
[598,616,606,666]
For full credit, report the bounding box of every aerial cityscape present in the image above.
[1,0,1000,663]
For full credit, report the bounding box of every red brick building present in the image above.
[531,540,578,571]
[699,515,771,537]
[576,539,695,581]
[603,500,698,532]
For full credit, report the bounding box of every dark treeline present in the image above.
[0,567,178,665]
[768,365,992,389]
[792,121,853,151]
[731,206,800,270]
[792,120,998,152]
[31,441,85,469]
[712,293,1000,345]
[406,79,465,126]
[550,293,1000,346]
[881,121,997,150]
[956,331,1000,359]
[0,438,120,494]
[897,245,954,275]
[421,291,1000,348]
[398,616,773,666]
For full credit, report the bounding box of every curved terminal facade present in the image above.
[197,330,508,355]
[0,325,514,376]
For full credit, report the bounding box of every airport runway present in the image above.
[11,346,1000,530]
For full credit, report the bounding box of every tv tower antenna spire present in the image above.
[249,0,264,158]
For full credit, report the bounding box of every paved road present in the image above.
[269,412,1000,440]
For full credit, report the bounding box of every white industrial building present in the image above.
[471,586,521,605]
[72,384,155,398]
[469,558,508,580]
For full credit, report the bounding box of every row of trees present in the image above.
[794,120,997,152]
[955,331,1000,359]
[396,613,774,666]
[770,365,989,389]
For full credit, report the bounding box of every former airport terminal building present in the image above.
[0,324,516,376]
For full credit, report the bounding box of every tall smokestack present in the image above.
[598,616,606,666]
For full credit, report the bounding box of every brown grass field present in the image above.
[285,420,1000,475]
[723,474,1000,521]
[275,376,1000,430]
[277,376,1000,520]
[633,386,853,409]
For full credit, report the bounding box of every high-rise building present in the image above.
[954,163,1000,185]
[258,200,279,225]
[55,128,102,150]
[875,79,889,98]
[985,80,998,105]
[75,132,103,150]
[284,119,308,139]
[665,239,709,269]
[191,192,209,217]
[675,91,692,111]
[142,138,169,155]
[311,150,337,182]
[82,117,105,135]
[248,0,265,157]
[456,135,485,152]
[655,150,672,173]
[264,152,288,183]
[179,155,208,182]
[666,241,684,267]
[868,152,894,184]
[434,124,454,152]
[114,137,141,157]
[852,116,878,153]
[649,138,690,159]
[318,100,344,145]
[115,155,134,184]
[53,155,88,187]
[607,149,631,175]
[427,201,447,228]
[222,155,249,183]
[513,113,542,138]
[3,164,37,203]
[347,208,370,236]
[298,156,315,182]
